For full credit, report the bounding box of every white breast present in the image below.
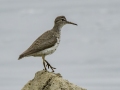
[33,38,60,56]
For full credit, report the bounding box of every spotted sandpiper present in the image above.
[18,16,77,72]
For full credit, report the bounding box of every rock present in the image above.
[22,70,86,90]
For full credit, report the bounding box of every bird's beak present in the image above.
[66,21,77,26]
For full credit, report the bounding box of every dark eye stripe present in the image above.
[55,17,66,23]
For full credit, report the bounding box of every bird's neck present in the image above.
[52,24,64,33]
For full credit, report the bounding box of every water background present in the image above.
[0,0,120,90]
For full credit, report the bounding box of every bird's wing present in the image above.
[18,30,57,59]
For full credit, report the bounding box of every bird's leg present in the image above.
[42,56,47,71]
[44,60,56,72]
[42,56,56,72]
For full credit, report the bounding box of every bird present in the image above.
[18,16,77,72]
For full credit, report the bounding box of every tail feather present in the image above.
[18,54,25,60]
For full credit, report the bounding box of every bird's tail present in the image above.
[18,54,24,60]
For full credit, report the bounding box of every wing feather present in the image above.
[18,30,57,59]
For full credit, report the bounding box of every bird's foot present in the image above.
[44,60,56,72]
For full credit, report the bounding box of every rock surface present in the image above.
[22,70,86,90]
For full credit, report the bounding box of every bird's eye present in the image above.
[61,19,65,21]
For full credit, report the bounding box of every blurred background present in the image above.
[0,0,120,90]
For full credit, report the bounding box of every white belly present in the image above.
[33,38,60,56]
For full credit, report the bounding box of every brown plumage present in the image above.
[18,30,57,60]
[18,16,77,72]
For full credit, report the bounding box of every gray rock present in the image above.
[22,70,86,90]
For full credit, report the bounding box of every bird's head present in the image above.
[54,16,77,29]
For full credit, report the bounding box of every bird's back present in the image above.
[18,30,57,59]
